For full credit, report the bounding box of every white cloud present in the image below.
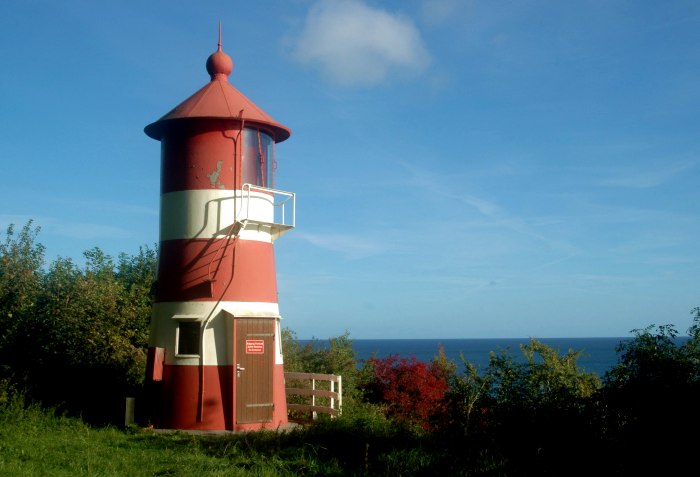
[292,0,431,86]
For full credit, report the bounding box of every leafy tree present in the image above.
[450,339,601,423]
[282,329,356,377]
[363,354,449,430]
[115,247,158,352]
[443,339,603,475]
[0,221,157,424]
[6,246,154,423]
[600,312,700,474]
[0,221,44,362]
[281,328,366,421]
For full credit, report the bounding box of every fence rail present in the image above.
[285,372,342,421]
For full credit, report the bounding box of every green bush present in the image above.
[282,328,366,412]
[0,221,156,425]
[599,310,700,474]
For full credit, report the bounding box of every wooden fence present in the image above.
[284,372,342,421]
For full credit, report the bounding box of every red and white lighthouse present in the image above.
[143,31,294,431]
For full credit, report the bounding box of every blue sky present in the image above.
[1,0,698,339]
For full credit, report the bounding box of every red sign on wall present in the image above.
[245,339,265,354]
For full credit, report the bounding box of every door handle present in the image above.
[236,363,245,377]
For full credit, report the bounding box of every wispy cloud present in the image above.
[0,214,133,240]
[294,231,386,259]
[395,160,581,258]
[291,0,430,86]
[419,0,464,26]
[398,161,503,217]
[57,197,158,216]
[48,221,132,240]
[598,161,697,188]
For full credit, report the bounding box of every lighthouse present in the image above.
[143,31,294,431]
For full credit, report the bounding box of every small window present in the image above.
[177,321,200,356]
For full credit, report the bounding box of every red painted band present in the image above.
[155,238,278,303]
[160,119,241,193]
[144,363,288,431]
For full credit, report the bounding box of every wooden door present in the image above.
[235,318,274,423]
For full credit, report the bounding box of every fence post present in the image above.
[330,380,335,414]
[337,376,342,416]
[124,397,135,427]
[311,378,317,420]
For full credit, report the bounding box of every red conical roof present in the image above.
[145,36,290,143]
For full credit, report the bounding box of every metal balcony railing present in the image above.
[237,183,296,240]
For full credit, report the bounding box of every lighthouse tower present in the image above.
[143,31,294,431]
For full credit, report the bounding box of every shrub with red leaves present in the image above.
[365,354,449,430]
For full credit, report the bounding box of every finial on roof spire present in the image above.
[206,22,233,81]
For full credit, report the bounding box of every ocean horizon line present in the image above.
[298,336,661,341]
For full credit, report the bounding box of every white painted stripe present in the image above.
[152,301,280,322]
[160,189,275,241]
[150,301,283,366]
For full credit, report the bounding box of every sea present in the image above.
[298,337,690,377]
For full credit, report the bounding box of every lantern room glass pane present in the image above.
[243,128,274,188]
